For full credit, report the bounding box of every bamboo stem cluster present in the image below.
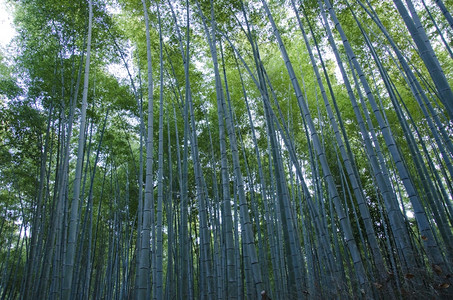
[2,0,453,299]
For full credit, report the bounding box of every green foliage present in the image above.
[1,0,453,299]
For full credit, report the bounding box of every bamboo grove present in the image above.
[1,0,453,298]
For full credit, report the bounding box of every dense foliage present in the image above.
[1,0,453,299]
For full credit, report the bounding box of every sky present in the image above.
[0,0,15,48]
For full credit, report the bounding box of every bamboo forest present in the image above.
[1,0,453,298]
